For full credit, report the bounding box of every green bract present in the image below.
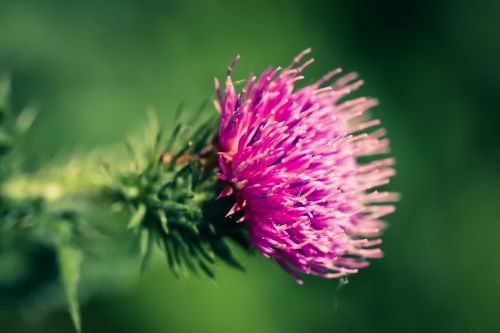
[106,109,249,278]
[0,78,249,332]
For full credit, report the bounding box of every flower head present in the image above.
[215,49,397,283]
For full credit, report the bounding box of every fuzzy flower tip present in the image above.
[215,49,398,284]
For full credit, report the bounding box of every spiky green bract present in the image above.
[0,189,86,332]
[107,110,249,279]
[0,75,83,332]
[0,74,37,162]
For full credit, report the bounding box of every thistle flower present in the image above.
[215,49,397,283]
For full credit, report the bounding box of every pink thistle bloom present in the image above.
[215,49,397,284]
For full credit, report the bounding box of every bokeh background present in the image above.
[1,0,500,332]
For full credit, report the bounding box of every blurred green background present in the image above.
[1,0,500,332]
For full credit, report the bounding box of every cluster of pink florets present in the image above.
[215,49,397,283]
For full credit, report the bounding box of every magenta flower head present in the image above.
[215,49,397,284]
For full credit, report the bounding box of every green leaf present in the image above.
[162,236,179,278]
[15,104,38,134]
[198,261,215,279]
[193,241,215,264]
[140,229,154,273]
[0,73,11,113]
[157,209,169,234]
[127,203,146,229]
[57,242,83,333]
[210,238,244,271]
